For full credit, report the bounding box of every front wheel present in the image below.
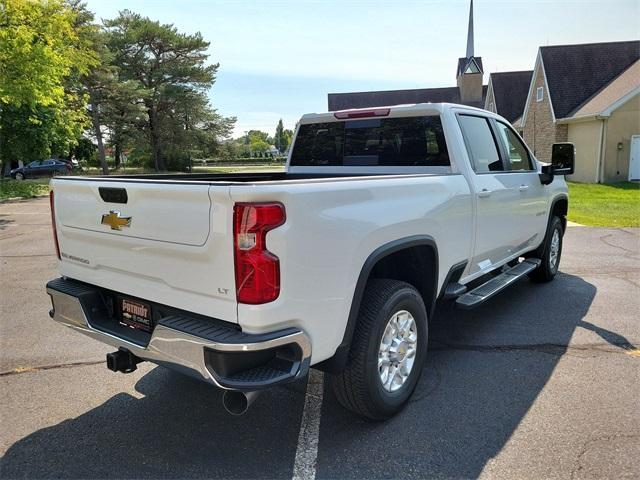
[529,216,564,282]
[329,279,428,420]
[14,172,25,181]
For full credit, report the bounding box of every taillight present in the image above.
[49,190,61,260]
[333,108,390,119]
[233,202,285,304]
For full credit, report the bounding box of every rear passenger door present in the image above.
[42,160,56,177]
[457,114,523,276]
[492,120,548,249]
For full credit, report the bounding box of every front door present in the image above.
[630,135,640,181]
[493,120,548,249]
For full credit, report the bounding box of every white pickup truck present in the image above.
[46,103,574,419]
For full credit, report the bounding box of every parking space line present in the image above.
[292,369,324,480]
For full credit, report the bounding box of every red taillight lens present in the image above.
[49,191,61,260]
[333,108,390,119]
[233,202,285,304]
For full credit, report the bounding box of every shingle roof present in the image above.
[540,40,640,118]
[457,57,484,76]
[327,85,487,111]
[571,59,640,118]
[488,70,533,122]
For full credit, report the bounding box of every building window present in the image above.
[536,86,544,102]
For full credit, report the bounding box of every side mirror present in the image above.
[551,142,575,175]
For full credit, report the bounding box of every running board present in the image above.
[455,259,541,309]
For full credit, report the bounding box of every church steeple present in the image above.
[466,0,474,58]
[456,0,484,104]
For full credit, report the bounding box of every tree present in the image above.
[273,119,293,155]
[81,30,146,174]
[232,130,271,157]
[0,0,97,173]
[105,10,233,171]
[70,136,97,163]
[274,119,285,154]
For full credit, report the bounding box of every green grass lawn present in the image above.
[0,178,50,201]
[567,181,640,227]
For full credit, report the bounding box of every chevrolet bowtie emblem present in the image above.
[101,211,132,230]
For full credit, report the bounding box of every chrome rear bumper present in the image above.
[46,278,311,391]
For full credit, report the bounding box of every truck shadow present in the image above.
[0,365,309,478]
[0,272,619,479]
[315,272,603,479]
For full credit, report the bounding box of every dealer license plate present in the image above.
[120,298,153,333]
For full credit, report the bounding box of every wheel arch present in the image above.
[317,235,438,373]
[551,195,568,232]
[527,194,568,259]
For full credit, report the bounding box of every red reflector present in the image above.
[49,191,61,260]
[233,203,285,304]
[333,108,390,119]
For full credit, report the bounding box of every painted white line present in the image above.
[292,369,324,480]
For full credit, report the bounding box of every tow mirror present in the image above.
[540,142,575,185]
[551,143,575,175]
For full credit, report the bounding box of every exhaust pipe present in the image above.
[222,390,261,416]
[106,349,141,373]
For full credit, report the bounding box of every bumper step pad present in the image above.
[46,277,311,391]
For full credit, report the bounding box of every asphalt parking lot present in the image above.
[1,197,639,479]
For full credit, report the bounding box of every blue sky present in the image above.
[85,0,639,137]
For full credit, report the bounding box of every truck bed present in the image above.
[66,171,390,184]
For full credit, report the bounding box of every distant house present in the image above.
[484,70,533,131]
[268,145,281,156]
[326,1,640,183]
[518,41,640,183]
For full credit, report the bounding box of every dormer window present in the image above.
[465,60,480,74]
[536,86,544,102]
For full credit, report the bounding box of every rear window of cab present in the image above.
[290,116,450,167]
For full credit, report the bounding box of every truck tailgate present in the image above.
[51,178,238,322]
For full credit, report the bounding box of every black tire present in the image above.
[529,216,564,282]
[329,279,428,420]
[15,172,25,181]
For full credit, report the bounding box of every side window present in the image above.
[495,122,533,171]
[458,115,503,173]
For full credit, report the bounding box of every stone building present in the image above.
[517,41,639,182]
[326,1,640,182]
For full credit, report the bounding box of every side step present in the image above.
[455,258,541,309]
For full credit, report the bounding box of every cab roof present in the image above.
[299,102,490,124]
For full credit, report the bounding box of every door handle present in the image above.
[478,188,492,198]
[518,184,529,192]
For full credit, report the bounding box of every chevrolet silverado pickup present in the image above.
[46,103,574,419]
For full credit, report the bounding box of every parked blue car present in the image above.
[10,159,72,180]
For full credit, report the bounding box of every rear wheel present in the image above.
[329,279,428,420]
[529,216,564,282]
